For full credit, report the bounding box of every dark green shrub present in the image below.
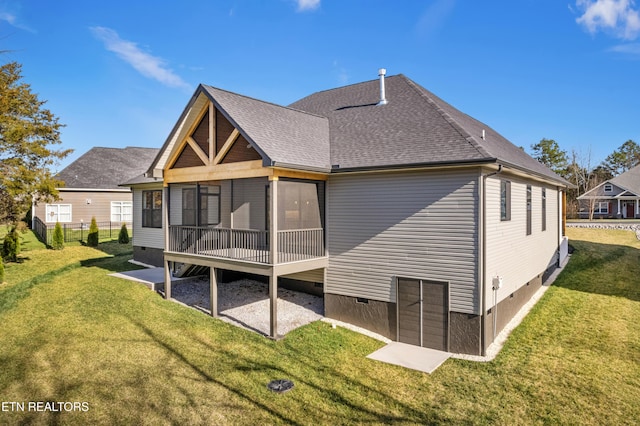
[118,223,130,244]
[2,226,20,262]
[87,217,99,247]
[51,222,64,250]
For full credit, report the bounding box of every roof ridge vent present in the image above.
[377,68,388,106]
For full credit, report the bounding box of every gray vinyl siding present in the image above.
[132,185,164,250]
[34,190,132,224]
[485,175,560,310]
[326,169,479,314]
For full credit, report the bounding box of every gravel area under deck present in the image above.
[158,278,324,337]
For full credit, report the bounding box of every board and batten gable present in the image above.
[326,168,479,314]
[484,174,560,310]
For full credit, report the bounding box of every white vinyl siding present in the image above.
[111,201,132,222]
[132,187,164,250]
[326,169,478,314]
[45,204,72,223]
[485,176,560,310]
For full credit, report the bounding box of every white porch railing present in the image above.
[168,226,324,264]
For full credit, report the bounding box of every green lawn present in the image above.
[0,228,638,425]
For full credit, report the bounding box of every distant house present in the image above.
[143,72,570,356]
[32,147,159,239]
[577,165,640,219]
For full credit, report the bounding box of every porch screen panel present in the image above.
[277,181,322,230]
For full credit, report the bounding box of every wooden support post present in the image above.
[210,267,218,317]
[269,177,279,339]
[269,177,278,265]
[164,258,172,300]
[269,272,278,339]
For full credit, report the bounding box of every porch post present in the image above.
[164,258,172,300]
[269,177,279,338]
[618,199,621,217]
[163,184,171,300]
[269,272,278,339]
[269,177,278,264]
[210,267,218,317]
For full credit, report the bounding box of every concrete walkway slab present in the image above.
[367,342,451,374]
[110,267,191,291]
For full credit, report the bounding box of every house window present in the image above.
[542,188,546,232]
[111,201,132,222]
[604,184,613,192]
[182,186,220,226]
[595,202,609,214]
[500,180,511,221]
[45,204,72,223]
[526,185,532,236]
[142,190,162,228]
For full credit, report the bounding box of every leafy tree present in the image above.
[531,138,568,176]
[87,217,99,247]
[51,221,64,250]
[118,223,130,244]
[602,139,640,176]
[0,61,71,224]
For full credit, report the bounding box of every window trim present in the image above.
[604,184,613,193]
[111,201,133,223]
[542,188,546,232]
[595,202,609,214]
[142,190,163,228]
[526,185,532,236]
[500,180,511,221]
[45,204,72,223]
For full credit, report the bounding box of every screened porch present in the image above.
[165,177,326,265]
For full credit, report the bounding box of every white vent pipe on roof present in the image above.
[377,68,388,105]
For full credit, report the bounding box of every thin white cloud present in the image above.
[0,10,35,33]
[415,0,456,40]
[297,0,320,12]
[90,26,190,90]
[576,0,640,40]
[610,42,640,54]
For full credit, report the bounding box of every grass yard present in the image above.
[0,228,638,425]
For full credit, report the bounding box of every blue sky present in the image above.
[1,0,639,171]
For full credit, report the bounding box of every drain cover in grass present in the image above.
[267,379,294,393]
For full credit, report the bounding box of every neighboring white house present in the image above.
[137,72,569,356]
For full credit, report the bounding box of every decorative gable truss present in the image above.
[170,102,262,170]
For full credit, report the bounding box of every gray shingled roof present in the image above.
[289,74,566,183]
[610,165,640,195]
[202,85,330,171]
[57,147,160,189]
[149,74,568,185]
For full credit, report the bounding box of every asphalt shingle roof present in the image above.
[57,147,160,189]
[610,165,640,195]
[149,74,567,185]
[202,85,330,171]
[289,74,566,183]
